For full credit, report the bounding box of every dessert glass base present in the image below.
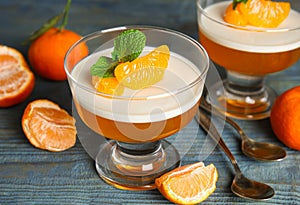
[207,71,277,120]
[95,140,180,190]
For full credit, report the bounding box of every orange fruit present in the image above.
[224,0,290,28]
[22,99,77,152]
[114,45,170,90]
[28,27,88,81]
[91,76,124,95]
[270,86,300,151]
[0,45,35,107]
[155,162,218,205]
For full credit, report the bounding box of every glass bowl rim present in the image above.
[64,25,210,100]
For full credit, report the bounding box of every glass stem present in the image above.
[116,141,161,155]
[226,71,265,97]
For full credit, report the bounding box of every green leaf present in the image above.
[233,0,248,9]
[90,56,118,78]
[111,29,146,62]
[22,13,63,45]
[90,29,146,78]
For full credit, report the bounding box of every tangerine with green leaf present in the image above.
[27,0,88,81]
[28,28,88,81]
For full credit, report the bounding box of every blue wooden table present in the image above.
[0,1,299,204]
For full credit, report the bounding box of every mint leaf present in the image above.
[90,56,118,78]
[90,29,146,78]
[111,29,146,62]
[233,0,248,9]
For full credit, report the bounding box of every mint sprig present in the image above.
[90,56,118,78]
[233,0,248,9]
[90,29,146,78]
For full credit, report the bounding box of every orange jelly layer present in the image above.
[199,32,300,76]
[74,100,200,143]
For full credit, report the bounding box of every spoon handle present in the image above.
[200,98,246,140]
[196,109,241,174]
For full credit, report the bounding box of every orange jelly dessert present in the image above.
[198,0,300,76]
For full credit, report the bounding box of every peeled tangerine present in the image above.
[155,162,218,205]
[224,0,291,28]
[0,45,35,107]
[22,99,76,152]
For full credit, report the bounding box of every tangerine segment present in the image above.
[155,162,218,205]
[224,3,248,26]
[22,99,76,152]
[0,45,35,107]
[114,45,170,89]
[91,76,124,95]
[224,0,290,28]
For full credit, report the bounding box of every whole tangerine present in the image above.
[270,86,300,151]
[28,27,88,81]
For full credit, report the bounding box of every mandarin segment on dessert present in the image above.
[90,30,170,94]
[224,0,291,28]
[198,1,300,75]
[114,45,170,90]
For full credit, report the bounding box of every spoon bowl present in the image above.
[197,109,275,200]
[200,97,287,162]
[231,172,275,200]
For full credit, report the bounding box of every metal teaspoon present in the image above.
[196,109,275,200]
[200,98,287,162]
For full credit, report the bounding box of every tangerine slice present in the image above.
[224,0,291,28]
[22,99,77,152]
[91,76,124,95]
[224,3,248,26]
[155,162,218,205]
[0,45,35,107]
[114,45,170,90]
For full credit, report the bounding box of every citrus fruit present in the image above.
[0,45,35,107]
[91,76,124,95]
[224,0,290,28]
[224,2,248,26]
[270,86,300,151]
[28,27,88,81]
[22,99,77,152]
[155,162,218,205]
[114,45,170,90]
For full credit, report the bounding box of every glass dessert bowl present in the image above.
[64,26,209,190]
[197,0,300,120]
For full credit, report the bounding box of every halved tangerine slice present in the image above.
[22,99,77,152]
[155,162,218,205]
[114,45,170,90]
[0,45,35,107]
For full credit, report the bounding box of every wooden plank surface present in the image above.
[0,0,299,204]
